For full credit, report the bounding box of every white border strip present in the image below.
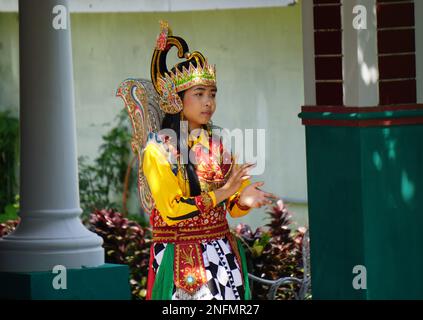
[301,0,316,105]
[0,0,297,12]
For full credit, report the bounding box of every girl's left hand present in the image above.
[238,182,278,208]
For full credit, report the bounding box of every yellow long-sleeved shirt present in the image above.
[142,133,251,226]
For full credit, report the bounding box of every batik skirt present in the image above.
[150,236,249,300]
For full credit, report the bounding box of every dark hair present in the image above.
[161,91,204,197]
[160,59,208,196]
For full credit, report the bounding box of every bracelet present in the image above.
[233,192,250,211]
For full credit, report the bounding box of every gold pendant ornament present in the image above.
[175,243,208,294]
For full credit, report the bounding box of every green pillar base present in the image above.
[0,263,131,300]
[299,107,423,299]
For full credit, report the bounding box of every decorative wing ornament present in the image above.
[116,79,164,214]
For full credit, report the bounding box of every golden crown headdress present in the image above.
[151,21,217,114]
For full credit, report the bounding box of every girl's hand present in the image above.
[213,162,255,205]
[238,182,278,208]
[222,162,256,196]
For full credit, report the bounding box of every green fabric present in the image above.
[151,243,175,300]
[237,238,251,300]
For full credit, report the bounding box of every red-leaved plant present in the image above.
[0,219,20,238]
[234,199,308,300]
[88,209,151,299]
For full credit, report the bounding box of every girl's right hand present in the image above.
[222,162,256,196]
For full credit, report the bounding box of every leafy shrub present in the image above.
[0,194,19,223]
[78,110,134,217]
[234,199,308,300]
[88,208,151,299]
[0,111,19,215]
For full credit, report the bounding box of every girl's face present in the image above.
[181,85,217,130]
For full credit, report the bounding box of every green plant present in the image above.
[88,208,151,299]
[0,111,19,215]
[0,194,19,223]
[78,110,135,217]
[234,200,307,300]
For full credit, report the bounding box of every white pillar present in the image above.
[301,0,316,105]
[416,0,423,104]
[0,0,104,272]
[342,0,379,106]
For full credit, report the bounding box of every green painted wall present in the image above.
[361,125,423,299]
[302,110,423,299]
[305,125,366,299]
[0,264,131,300]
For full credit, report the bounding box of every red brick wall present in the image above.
[313,0,343,105]
[377,0,417,105]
